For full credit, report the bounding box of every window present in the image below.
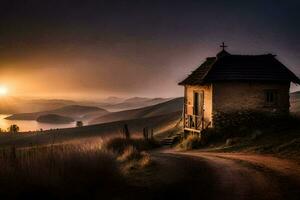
[265,90,278,105]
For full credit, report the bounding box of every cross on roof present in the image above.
[220,42,228,50]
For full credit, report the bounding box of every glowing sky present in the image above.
[0,0,299,99]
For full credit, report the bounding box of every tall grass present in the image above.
[105,138,158,172]
[105,138,160,154]
[178,134,201,150]
[0,143,125,199]
[0,137,159,198]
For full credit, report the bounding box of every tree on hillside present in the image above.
[76,121,83,127]
[8,124,19,134]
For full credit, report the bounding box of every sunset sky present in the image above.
[0,0,299,99]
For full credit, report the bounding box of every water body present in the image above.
[0,114,76,132]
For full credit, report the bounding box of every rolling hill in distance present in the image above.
[36,114,75,124]
[0,97,184,146]
[5,105,107,121]
[89,97,183,124]
[0,96,171,114]
[0,97,78,114]
[0,112,182,147]
[105,97,171,111]
[4,97,182,126]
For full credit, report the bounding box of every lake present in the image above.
[0,114,76,132]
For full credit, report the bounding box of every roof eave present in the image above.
[292,78,300,85]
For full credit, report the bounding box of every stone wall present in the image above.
[184,81,290,130]
[212,81,290,114]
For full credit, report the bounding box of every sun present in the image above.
[0,86,8,96]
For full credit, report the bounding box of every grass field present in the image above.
[0,111,181,148]
[1,100,300,199]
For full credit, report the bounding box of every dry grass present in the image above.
[105,137,160,154]
[117,146,142,162]
[138,151,152,167]
[0,143,125,199]
[0,137,158,198]
[178,134,201,150]
[117,146,152,172]
[106,137,157,173]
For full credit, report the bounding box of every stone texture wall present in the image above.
[212,81,290,114]
[184,81,290,130]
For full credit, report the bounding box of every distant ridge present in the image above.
[89,97,183,124]
[122,97,153,103]
[6,105,108,121]
[0,97,77,114]
[104,97,171,111]
[37,114,75,124]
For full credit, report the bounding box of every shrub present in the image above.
[105,138,160,154]
[8,124,19,133]
[117,146,142,162]
[199,128,218,144]
[115,144,153,172]
[225,137,242,146]
[138,151,152,168]
[178,134,201,150]
[213,111,299,139]
[105,138,157,172]
[76,121,83,127]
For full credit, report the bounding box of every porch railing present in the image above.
[184,114,203,130]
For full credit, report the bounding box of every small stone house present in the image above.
[179,45,300,133]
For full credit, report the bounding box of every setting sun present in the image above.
[0,86,8,96]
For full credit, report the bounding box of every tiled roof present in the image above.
[179,51,300,85]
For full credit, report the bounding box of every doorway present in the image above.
[193,91,204,116]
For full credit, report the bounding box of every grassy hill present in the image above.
[0,97,183,147]
[102,97,171,111]
[0,96,172,114]
[0,97,77,114]
[6,105,108,121]
[89,97,183,124]
[36,114,75,124]
[0,111,182,147]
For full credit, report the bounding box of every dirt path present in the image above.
[148,149,300,200]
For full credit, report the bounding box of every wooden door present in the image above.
[193,91,204,117]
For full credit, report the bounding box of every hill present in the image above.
[0,96,173,114]
[89,97,183,124]
[36,114,75,124]
[123,97,155,103]
[101,96,125,104]
[0,97,77,114]
[6,105,108,121]
[103,97,171,111]
[0,111,182,147]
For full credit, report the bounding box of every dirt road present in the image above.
[146,149,300,200]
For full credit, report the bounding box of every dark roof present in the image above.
[179,51,300,85]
